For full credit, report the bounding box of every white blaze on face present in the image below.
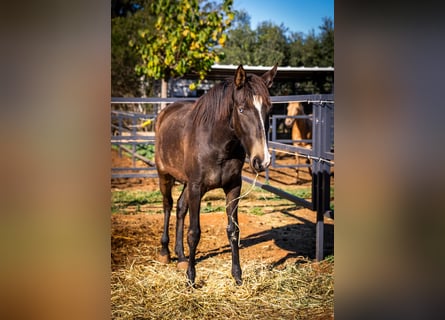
[253,95,271,167]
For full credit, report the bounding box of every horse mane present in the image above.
[191,79,234,127]
[191,74,271,127]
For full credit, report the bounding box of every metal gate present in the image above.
[111,95,334,260]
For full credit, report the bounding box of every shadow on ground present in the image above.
[197,208,334,267]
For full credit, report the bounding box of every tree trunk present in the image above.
[161,78,168,111]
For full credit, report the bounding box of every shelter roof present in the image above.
[183,64,334,82]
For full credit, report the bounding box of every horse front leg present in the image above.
[224,183,243,285]
[175,184,189,269]
[186,183,201,286]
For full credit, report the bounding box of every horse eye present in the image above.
[238,107,244,113]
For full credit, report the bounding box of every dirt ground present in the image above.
[111,148,334,271]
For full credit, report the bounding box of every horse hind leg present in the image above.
[185,183,202,286]
[295,149,306,184]
[158,174,174,264]
[175,184,189,270]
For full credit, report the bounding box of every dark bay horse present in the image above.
[155,64,277,286]
[284,102,313,182]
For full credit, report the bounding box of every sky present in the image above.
[232,0,334,35]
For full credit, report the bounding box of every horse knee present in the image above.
[226,224,239,243]
[187,228,201,247]
[176,196,188,219]
[163,198,173,212]
[176,206,188,219]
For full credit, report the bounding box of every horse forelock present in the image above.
[243,74,272,112]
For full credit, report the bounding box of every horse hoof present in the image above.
[158,254,171,264]
[177,261,189,270]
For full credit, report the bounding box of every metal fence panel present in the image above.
[110,95,334,260]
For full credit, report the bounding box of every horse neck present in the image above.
[295,117,306,130]
[293,118,311,140]
[291,121,304,141]
[212,117,238,142]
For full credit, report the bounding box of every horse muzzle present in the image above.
[251,154,271,173]
[284,118,293,128]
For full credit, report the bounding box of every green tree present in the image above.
[112,0,156,98]
[317,17,334,67]
[286,32,303,67]
[131,0,234,99]
[222,9,256,65]
[222,12,334,70]
[253,21,288,66]
[222,11,288,66]
[112,0,142,18]
[289,17,334,68]
[301,30,320,67]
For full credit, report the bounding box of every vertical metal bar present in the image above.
[265,116,275,183]
[312,102,332,261]
[316,209,325,261]
[312,103,321,260]
[118,113,123,157]
[132,114,136,167]
[271,116,277,168]
[326,103,331,146]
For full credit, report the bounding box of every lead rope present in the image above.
[225,172,259,247]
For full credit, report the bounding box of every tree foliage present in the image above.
[316,17,334,67]
[112,0,142,18]
[222,10,334,68]
[112,0,154,97]
[131,0,234,83]
[221,11,334,94]
[111,5,334,97]
[221,10,257,65]
[254,22,289,66]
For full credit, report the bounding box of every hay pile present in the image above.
[111,256,333,319]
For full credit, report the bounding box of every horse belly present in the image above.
[156,139,187,182]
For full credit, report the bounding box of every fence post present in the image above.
[312,102,332,261]
[118,113,123,158]
[270,116,277,168]
[267,116,279,182]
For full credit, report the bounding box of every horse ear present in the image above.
[234,65,246,88]
[262,63,278,88]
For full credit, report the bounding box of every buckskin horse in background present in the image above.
[155,64,278,286]
[284,102,313,182]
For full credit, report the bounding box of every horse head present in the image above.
[285,102,304,128]
[230,64,277,172]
